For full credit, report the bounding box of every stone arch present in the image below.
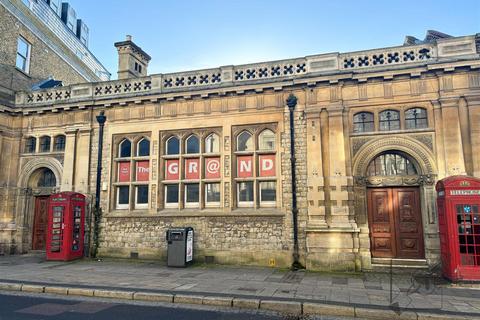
[15,157,63,253]
[352,135,440,269]
[18,157,63,188]
[353,135,436,178]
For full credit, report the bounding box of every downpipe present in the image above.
[287,94,304,271]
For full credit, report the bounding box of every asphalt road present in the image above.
[0,291,285,320]
[0,291,361,320]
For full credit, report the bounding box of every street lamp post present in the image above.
[92,110,106,258]
[286,94,303,270]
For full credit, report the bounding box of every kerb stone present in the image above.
[303,302,354,317]
[133,292,173,303]
[0,282,22,291]
[202,296,233,307]
[232,297,260,309]
[44,286,68,295]
[174,294,204,305]
[21,284,44,293]
[94,289,134,300]
[260,300,302,315]
[68,287,94,297]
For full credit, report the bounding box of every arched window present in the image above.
[205,133,219,153]
[237,131,253,151]
[137,138,150,157]
[119,139,131,157]
[24,137,36,153]
[54,135,66,151]
[353,112,374,133]
[405,107,428,129]
[166,136,179,155]
[37,168,56,187]
[185,135,199,154]
[367,152,417,176]
[39,136,51,152]
[379,110,400,131]
[258,129,275,150]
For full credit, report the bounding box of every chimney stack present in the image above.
[114,35,151,80]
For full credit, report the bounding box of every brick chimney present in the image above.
[114,35,151,80]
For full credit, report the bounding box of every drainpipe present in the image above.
[92,111,106,258]
[286,94,303,270]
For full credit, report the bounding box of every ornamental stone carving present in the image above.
[351,136,374,156]
[353,135,436,178]
[353,175,436,187]
[411,134,434,152]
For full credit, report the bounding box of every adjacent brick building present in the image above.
[0,0,109,105]
[0,25,479,271]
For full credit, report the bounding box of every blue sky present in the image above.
[68,0,480,79]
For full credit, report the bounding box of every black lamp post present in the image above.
[92,110,106,258]
[286,94,302,270]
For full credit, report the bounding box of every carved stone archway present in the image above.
[18,157,63,189]
[353,136,436,179]
[351,136,440,268]
[14,157,63,253]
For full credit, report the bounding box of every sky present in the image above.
[67,0,480,79]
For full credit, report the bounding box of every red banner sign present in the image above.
[136,161,150,181]
[205,157,221,179]
[185,158,200,180]
[118,161,130,182]
[237,155,253,178]
[259,155,275,177]
[165,159,179,180]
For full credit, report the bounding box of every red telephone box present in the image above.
[436,176,480,281]
[46,192,86,261]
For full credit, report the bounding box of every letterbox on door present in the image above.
[436,176,480,281]
[46,192,86,261]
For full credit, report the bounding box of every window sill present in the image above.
[350,128,434,137]
[15,66,31,78]
[105,208,285,218]
[21,151,65,156]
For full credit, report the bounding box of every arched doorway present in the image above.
[366,152,425,259]
[29,168,57,250]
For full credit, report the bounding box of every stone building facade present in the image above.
[0,30,479,271]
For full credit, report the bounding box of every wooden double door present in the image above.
[32,196,49,250]
[367,187,424,259]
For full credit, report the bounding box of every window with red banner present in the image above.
[113,136,150,210]
[235,126,277,208]
[162,130,222,209]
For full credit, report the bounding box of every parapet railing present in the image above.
[15,35,478,107]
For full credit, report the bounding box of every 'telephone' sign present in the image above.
[450,190,480,195]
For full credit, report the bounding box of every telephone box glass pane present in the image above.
[72,206,81,251]
[51,206,64,252]
[457,203,480,266]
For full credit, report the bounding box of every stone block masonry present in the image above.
[98,214,291,267]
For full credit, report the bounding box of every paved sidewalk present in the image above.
[0,253,479,319]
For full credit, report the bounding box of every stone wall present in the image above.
[98,214,291,267]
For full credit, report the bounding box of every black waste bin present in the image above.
[166,227,194,267]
